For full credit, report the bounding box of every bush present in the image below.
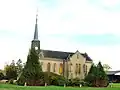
[72,78,81,86]
[44,72,66,86]
[17,74,45,86]
[26,79,45,86]
[17,71,66,86]
[67,78,86,87]
[67,79,72,86]
[57,78,67,86]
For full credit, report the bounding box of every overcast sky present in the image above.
[0,0,120,70]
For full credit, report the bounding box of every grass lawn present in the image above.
[0,83,120,90]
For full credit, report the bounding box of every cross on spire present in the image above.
[36,8,38,24]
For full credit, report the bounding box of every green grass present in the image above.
[112,83,120,87]
[0,83,120,90]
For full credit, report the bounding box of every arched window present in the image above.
[53,63,57,72]
[47,63,51,72]
[78,64,81,74]
[59,63,63,74]
[69,63,72,72]
[83,64,86,73]
[86,65,87,74]
[75,64,78,75]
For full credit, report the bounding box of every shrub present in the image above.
[17,71,65,86]
[67,79,72,86]
[67,78,86,87]
[44,72,66,86]
[26,79,45,86]
[17,73,45,86]
[72,78,81,86]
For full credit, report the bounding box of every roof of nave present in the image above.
[40,49,92,61]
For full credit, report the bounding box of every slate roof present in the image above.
[106,71,120,75]
[41,49,92,61]
[81,53,92,61]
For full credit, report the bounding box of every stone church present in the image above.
[31,14,93,80]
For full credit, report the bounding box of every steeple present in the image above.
[31,10,40,54]
[34,12,38,40]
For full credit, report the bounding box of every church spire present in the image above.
[34,11,38,40]
[31,10,40,54]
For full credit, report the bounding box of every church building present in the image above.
[31,14,93,80]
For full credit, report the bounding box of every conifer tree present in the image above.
[17,48,44,86]
[85,62,109,87]
[97,62,108,80]
[85,64,97,86]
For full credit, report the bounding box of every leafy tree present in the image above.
[0,72,4,80]
[17,48,43,86]
[4,62,17,80]
[103,64,111,72]
[16,59,23,75]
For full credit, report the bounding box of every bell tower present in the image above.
[31,12,40,54]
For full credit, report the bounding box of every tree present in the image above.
[96,62,109,87]
[17,48,44,86]
[4,63,17,80]
[97,62,108,80]
[0,72,4,80]
[85,62,109,87]
[85,64,98,86]
[103,64,111,72]
[16,59,23,75]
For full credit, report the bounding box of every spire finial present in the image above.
[36,8,38,24]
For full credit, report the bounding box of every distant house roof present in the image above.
[41,49,92,61]
[106,71,120,75]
